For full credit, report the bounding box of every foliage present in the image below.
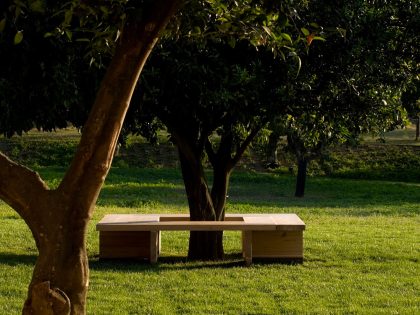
[0,0,105,137]
[279,0,417,151]
[401,76,420,117]
[259,0,419,196]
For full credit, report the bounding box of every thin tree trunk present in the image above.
[266,131,280,168]
[211,165,231,220]
[0,1,182,314]
[295,158,308,197]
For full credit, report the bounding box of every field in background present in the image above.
[1,122,419,182]
[363,122,419,146]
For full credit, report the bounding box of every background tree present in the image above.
[0,0,318,309]
[265,0,417,197]
[126,40,289,259]
[123,0,318,260]
[401,78,420,141]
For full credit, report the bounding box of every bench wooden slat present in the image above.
[97,220,277,231]
[96,214,305,231]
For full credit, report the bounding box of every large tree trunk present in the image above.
[0,1,181,314]
[294,158,308,197]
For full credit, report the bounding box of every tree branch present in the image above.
[58,0,183,212]
[232,126,261,166]
[0,152,48,221]
[205,138,217,167]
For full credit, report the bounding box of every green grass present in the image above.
[363,122,419,146]
[0,168,419,314]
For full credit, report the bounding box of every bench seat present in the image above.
[96,214,305,265]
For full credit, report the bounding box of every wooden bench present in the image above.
[96,213,305,265]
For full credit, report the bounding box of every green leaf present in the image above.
[281,33,292,43]
[29,0,46,13]
[14,31,24,45]
[193,26,201,34]
[296,56,301,78]
[336,27,347,38]
[0,18,6,33]
[300,27,310,36]
[313,36,326,42]
[262,25,273,37]
[228,37,236,48]
[64,10,73,26]
[310,22,320,29]
[289,52,301,78]
[65,30,72,41]
[216,23,231,33]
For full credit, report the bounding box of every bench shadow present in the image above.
[89,253,247,272]
[0,252,302,272]
[89,253,302,272]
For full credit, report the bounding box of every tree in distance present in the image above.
[265,0,418,197]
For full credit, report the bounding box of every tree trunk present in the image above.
[23,215,89,315]
[211,164,231,220]
[416,116,419,141]
[177,147,225,260]
[0,1,182,314]
[266,131,280,168]
[295,158,308,197]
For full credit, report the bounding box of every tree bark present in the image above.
[173,124,261,260]
[176,145,225,260]
[295,158,308,197]
[0,1,182,314]
[266,130,281,168]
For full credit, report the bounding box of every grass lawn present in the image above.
[0,167,418,314]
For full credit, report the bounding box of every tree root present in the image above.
[23,281,70,315]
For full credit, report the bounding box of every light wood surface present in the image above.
[251,230,303,258]
[97,213,305,263]
[96,214,305,231]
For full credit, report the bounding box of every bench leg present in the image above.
[150,231,160,264]
[242,231,253,266]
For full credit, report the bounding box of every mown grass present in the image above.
[0,167,419,314]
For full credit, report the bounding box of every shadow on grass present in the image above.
[89,253,245,272]
[95,180,420,217]
[34,167,420,214]
[0,253,36,266]
[88,253,303,273]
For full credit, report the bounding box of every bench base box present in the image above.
[99,231,160,261]
[242,230,303,260]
